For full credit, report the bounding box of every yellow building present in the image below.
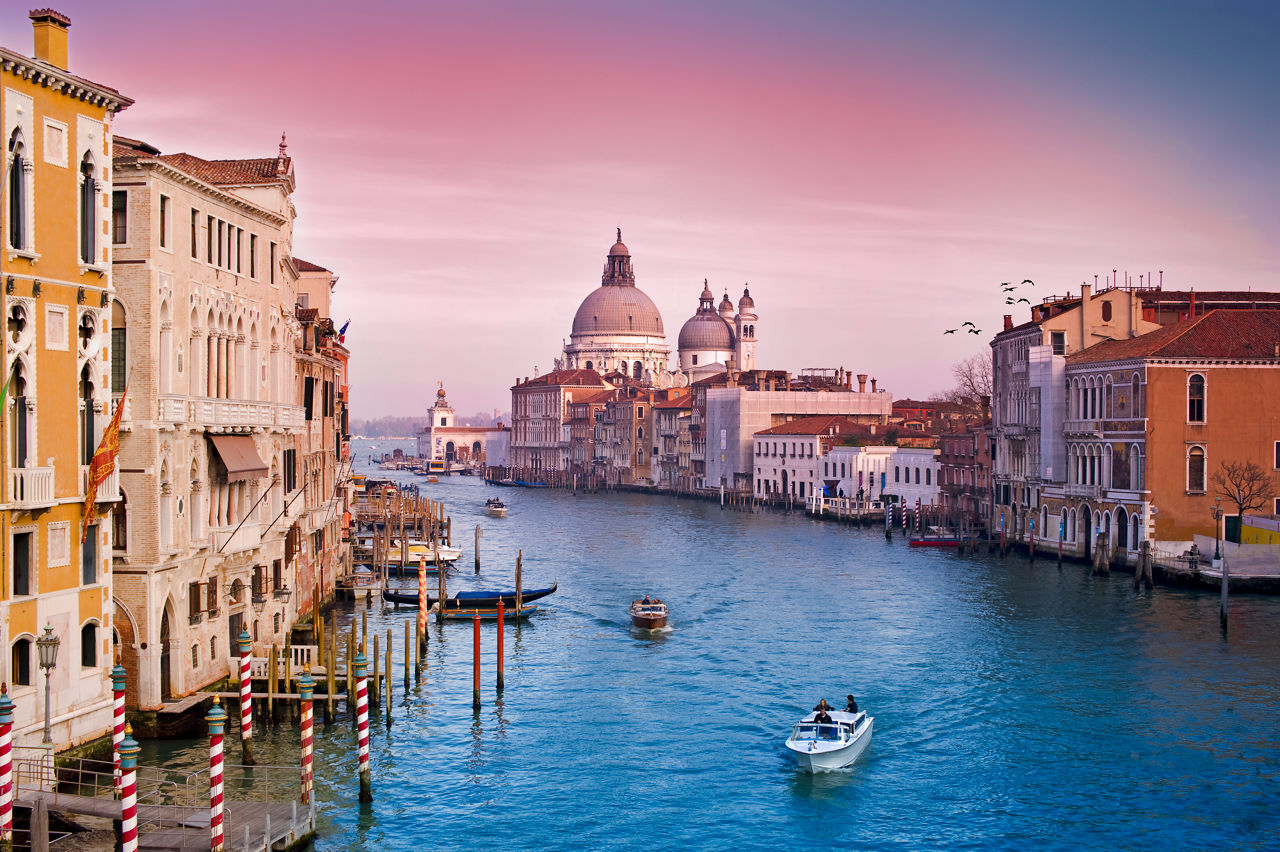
[2,10,132,749]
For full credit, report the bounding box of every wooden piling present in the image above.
[472,614,482,711]
[316,614,325,670]
[1220,557,1229,631]
[496,599,505,693]
[475,524,481,573]
[405,619,412,686]
[347,626,357,725]
[361,609,368,654]
[385,628,393,726]
[325,619,336,724]
[372,633,381,707]
[268,645,277,724]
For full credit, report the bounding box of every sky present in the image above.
[19,0,1279,417]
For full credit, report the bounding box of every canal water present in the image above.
[142,438,1280,850]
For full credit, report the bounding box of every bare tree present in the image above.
[932,352,993,415]
[1212,460,1273,541]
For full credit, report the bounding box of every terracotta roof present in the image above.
[755,415,874,437]
[295,307,319,323]
[653,396,693,410]
[293,258,330,273]
[1067,310,1280,365]
[112,135,160,157]
[156,152,291,187]
[512,369,612,390]
[571,389,618,405]
[692,371,731,387]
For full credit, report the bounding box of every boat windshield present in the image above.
[792,723,846,742]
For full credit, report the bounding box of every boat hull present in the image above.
[785,713,874,772]
[485,507,508,517]
[433,603,538,622]
[631,613,668,629]
[382,582,558,609]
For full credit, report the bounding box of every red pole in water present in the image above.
[472,615,482,710]
[496,600,505,693]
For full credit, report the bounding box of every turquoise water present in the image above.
[143,439,1280,850]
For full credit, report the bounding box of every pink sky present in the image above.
[24,1,1278,418]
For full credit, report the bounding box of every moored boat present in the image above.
[382,581,557,609]
[784,709,873,772]
[485,497,508,517]
[630,598,668,629]
[431,602,538,622]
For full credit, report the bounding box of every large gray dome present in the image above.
[678,312,733,350]
[571,285,665,336]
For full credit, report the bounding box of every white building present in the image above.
[676,280,758,378]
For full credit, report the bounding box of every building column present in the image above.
[217,335,228,399]
[207,334,218,398]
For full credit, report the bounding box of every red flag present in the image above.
[82,387,127,543]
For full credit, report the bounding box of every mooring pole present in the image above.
[111,662,126,796]
[472,615,482,711]
[0,685,13,844]
[238,628,255,766]
[119,726,140,852]
[299,670,314,804]
[496,599,505,693]
[207,698,226,852]
[355,649,372,803]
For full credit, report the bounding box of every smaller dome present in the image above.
[700,279,713,301]
[679,312,734,351]
[738,287,755,310]
[718,293,734,318]
[608,227,629,256]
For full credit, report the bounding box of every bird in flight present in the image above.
[943,328,957,334]
[1001,283,1016,292]
[1005,297,1016,304]
[968,328,982,334]
[1021,279,1035,287]
[1016,297,1030,304]
[962,321,976,327]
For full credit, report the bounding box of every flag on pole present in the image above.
[337,319,350,343]
[82,386,127,543]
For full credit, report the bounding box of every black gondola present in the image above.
[381,581,557,609]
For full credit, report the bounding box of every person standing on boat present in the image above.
[813,698,832,713]
[642,595,651,605]
[845,695,859,714]
[814,707,833,725]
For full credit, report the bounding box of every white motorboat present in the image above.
[387,540,463,564]
[485,497,508,517]
[784,709,873,772]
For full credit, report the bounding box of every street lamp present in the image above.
[35,623,60,745]
[1212,497,1224,562]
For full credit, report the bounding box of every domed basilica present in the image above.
[559,231,759,385]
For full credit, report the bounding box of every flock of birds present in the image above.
[944,278,1035,336]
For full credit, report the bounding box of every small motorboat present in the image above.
[629,598,669,630]
[431,602,538,622]
[386,540,463,564]
[485,497,508,517]
[382,581,558,609]
[784,709,874,772]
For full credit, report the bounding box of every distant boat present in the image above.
[785,709,874,772]
[908,528,965,548]
[485,497,508,517]
[630,599,669,630]
[382,581,557,609]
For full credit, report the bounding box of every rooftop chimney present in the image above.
[857,374,867,393]
[871,378,877,393]
[30,9,70,70]
[1003,314,1013,331]
[1082,283,1092,302]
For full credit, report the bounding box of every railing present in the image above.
[158,395,304,430]
[214,521,264,554]
[80,464,120,502]
[8,466,55,507]
[1063,419,1102,435]
[247,645,319,679]
[1063,483,1102,498]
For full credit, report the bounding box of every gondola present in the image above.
[432,603,538,622]
[381,581,558,609]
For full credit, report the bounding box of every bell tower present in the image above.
[736,286,757,371]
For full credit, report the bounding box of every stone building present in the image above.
[508,369,613,482]
[416,385,509,468]
[1,9,132,747]
[676,280,758,378]
[110,134,306,709]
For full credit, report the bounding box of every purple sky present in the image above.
[23,0,1279,417]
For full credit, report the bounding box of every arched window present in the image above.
[12,638,31,685]
[1188,374,1205,422]
[1132,374,1142,419]
[1101,300,1113,322]
[1188,446,1206,493]
[80,154,97,264]
[192,643,200,669]
[585,361,593,371]
[637,426,644,441]
[112,489,128,552]
[6,358,29,468]
[81,623,98,667]
[8,130,26,250]
[633,361,642,379]
[80,364,96,464]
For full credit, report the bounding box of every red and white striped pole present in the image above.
[111,662,127,796]
[355,648,372,803]
[206,697,227,852]
[0,684,14,844]
[238,628,255,766]
[119,725,140,852]
[299,669,315,804]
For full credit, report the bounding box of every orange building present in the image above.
[1059,310,1280,561]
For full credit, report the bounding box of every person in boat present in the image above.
[642,595,651,605]
[845,694,859,714]
[813,698,832,713]
[814,707,833,725]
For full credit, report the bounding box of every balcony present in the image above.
[1063,419,1102,437]
[1063,483,1102,499]
[214,521,265,555]
[8,467,55,508]
[159,396,305,430]
[80,466,121,503]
